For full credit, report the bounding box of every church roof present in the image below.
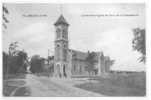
[54,15,69,26]
[69,49,88,61]
[69,49,100,61]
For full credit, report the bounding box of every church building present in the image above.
[53,14,111,78]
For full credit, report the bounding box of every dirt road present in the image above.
[24,74,102,96]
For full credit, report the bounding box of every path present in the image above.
[25,74,103,96]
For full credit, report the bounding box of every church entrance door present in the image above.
[56,64,61,77]
[63,65,67,77]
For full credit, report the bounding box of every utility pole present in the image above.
[48,49,49,65]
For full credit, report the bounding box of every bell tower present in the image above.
[54,15,69,77]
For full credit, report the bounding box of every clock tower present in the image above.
[54,15,70,77]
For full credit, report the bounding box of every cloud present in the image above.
[95,28,145,71]
[11,22,54,57]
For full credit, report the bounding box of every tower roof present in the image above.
[54,15,69,26]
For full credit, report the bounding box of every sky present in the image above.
[3,4,145,71]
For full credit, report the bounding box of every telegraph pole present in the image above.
[48,49,50,65]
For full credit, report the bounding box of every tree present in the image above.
[17,51,28,73]
[132,28,146,63]
[30,55,43,73]
[9,41,19,56]
[104,57,115,73]
[3,52,9,78]
[8,50,28,74]
[7,42,19,74]
[2,5,9,29]
[5,42,28,74]
[109,60,115,67]
[85,52,97,76]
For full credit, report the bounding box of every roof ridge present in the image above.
[54,14,69,26]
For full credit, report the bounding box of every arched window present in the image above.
[79,65,82,73]
[74,65,76,71]
[56,27,61,38]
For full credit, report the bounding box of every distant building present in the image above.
[53,15,113,78]
[100,53,114,74]
[42,56,54,74]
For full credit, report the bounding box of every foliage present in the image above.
[3,50,28,75]
[106,58,115,72]
[17,51,28,73]
[8,51,28,74]
[48,56,54,60]
[3,52,9,76]
[30,55,44,73]
[132,28,146,63]
[3,42,28,76]
[9,41,19,56]
[2,5,9,29]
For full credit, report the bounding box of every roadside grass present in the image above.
[3,85,18,96]
[3,80,27,96]
[75,72,146,96]
[3,73,26,80]
[14,87,31,96]
[3,74,27,96]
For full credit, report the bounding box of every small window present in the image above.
[57,44,60,47]
[56,31,61,38]
[62,33,65,38]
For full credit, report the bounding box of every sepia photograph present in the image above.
[2,3,146,97]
